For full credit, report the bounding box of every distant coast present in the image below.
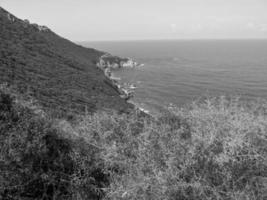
[97,54,136,100]
[96,53,150,114]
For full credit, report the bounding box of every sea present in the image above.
[81,39,267,115]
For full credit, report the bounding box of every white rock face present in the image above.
[98,54,139,69]
[98,59,106,68]
[31,23,50,32]
[37,25,50,32]
[7,13,15,22]
[96,54,138,101]
[120,59,138,68]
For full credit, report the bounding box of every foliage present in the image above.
[1,7,267,200]
[1,85,267,200]
[0,6,133,117]
[76,97,267,200]
[0,87,108,200]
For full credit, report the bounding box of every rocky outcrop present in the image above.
[32,24,50,32]
[0,7,50,33]
[97,53,140,69]
[96,54,140,101]
[120,59,138,68]
[7,13,15,22]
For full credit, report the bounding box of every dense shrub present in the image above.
[76,97,267,200]
[0,88,108,200]
[1,84,267,200]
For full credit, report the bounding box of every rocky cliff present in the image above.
[97,53,139,69]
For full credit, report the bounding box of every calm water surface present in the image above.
[81,40,267,114]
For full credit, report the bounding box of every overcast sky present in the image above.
[1,0,267,41]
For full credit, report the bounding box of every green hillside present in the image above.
[0,7,133,117]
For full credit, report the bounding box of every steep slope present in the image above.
[0,7,133,117]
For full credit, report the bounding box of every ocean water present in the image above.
[81,40,267,114]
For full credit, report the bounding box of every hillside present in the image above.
[0,7,133,117]
[1,85,266,200]
[1,6,266,200]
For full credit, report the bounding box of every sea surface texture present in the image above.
[82,40,267,114]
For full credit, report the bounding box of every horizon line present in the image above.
[76,38,267,43]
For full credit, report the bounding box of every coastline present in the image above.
[96,54,150,115]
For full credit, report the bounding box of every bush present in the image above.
[0,88,108,200]
[1,85,266,200]
[75,97,267,200]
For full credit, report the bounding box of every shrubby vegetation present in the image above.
[2,6,266,200]
[76,97,267,200]
[0,6,133,117]
[1,84,266,199]
[0,85,108,199]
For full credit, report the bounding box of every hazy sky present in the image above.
[1,0,267,41]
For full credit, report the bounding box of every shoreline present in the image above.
[96,54,150,115]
